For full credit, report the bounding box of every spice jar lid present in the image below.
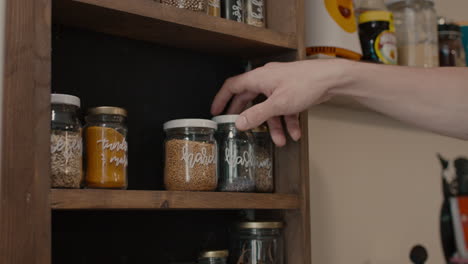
[88,106,127,117]
[163,119,217,130]
[212,115,239,124]
[238,222,284,229]
[199,250,229,258]
[359,11,393,24]
[252,124,269,133]
[51,93,81,107]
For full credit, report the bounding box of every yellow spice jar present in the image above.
[85,106,128,189]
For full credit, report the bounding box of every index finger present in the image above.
[211,71,259,115]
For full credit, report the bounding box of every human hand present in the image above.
[211,59,348,146]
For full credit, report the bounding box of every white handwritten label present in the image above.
[96,138,128,167]
[51,135,82,163]
[256,158,272,170]
[225,146,253,168]
[250,0,264,19]
[181,145,216,168]
[232,0,243,22]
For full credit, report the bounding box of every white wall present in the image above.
[309,105,468,264]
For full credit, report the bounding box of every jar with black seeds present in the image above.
[161,0,207,12]
[213,115,255,192]
[222,0,245,22]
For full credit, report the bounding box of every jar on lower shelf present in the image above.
[163,119,218,191]
[231,222,284,264]
[161,0,207,12]
[84,106,128,189]
[212,115,255,192]
[198,250,228,264]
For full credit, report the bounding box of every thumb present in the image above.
[236,99,276,131]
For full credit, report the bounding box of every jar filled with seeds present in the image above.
[161,0,207,12]
[246,0,265,27]
[85,107,128,189]
[198,250,228,264]
[51,94,83,188]
[164,119,218,191]
[212,115,255,192]
[231,222,284,264]
[253,124,274,193]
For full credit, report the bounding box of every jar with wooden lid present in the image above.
[212,115,255,192]
[198,250,228,264]
[50,94,83,189]
[231,222,284,264]
[253,124,274,193]
[85,106,128,189]
[163,119,218,191]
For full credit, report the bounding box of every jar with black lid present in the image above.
[439,23,467,67]
[358,10,398,64]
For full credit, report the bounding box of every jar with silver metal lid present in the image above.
[231,222,284,264]
[198,250,228,264]
[212,115,255,192]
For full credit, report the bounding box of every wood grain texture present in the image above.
[53,0,296,57]
[50,189,301,210]
[0,0,51,263]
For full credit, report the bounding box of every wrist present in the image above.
[327,59,361,97]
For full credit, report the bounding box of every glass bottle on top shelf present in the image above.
[245,0,265,27]
[160,0,207,12]
[385,0,439,67]
[163,119,218,191]
[222,0,245,22]
[212,115,255,192]
[85,106,128,189]
[207,0,221,16]
[50,94,83,189]
[439,23,467,67]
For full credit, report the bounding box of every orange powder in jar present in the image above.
[85,126,128,189]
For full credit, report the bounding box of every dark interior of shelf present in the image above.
[52,210,283,264]
[52,25,245,190]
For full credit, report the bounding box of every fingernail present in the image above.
[236,116,248,130]
[291,130,301,141]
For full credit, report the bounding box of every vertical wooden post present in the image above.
[0,0,51,263]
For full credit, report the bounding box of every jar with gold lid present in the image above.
[231,222,284,264]
[84,106,128,189]
[198,250,228,264]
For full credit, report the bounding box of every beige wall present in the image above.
[309,105,468,264]
[435,0,468,21]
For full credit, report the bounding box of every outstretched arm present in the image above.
[211,59,468,146]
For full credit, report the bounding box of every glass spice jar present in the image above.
[163,119,218,191]
[160,0,207,12]
[198,250,228,264]
[222,0,244,22]
[231,222,284,264]
[207,0,221,17]
[50,94,83,189]
[85,107,128,189]
[245,0,265,27]
[438,23,467,67]
[252,125,274,193]
[212,115,255,192]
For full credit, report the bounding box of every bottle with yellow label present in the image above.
[359,10,398,65]
[85,106,128,189]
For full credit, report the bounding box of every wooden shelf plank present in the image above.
[53,0,297,57]
[50,189,301,210]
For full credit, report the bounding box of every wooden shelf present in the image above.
[50,189,301,210]
[53,0,297,57]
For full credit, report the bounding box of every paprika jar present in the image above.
[198,250,229,264]
[85,106,128,189]
[50,94,83,189]
[231,222,284,264]
[212,115,255,192]
[163,119,218,191]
